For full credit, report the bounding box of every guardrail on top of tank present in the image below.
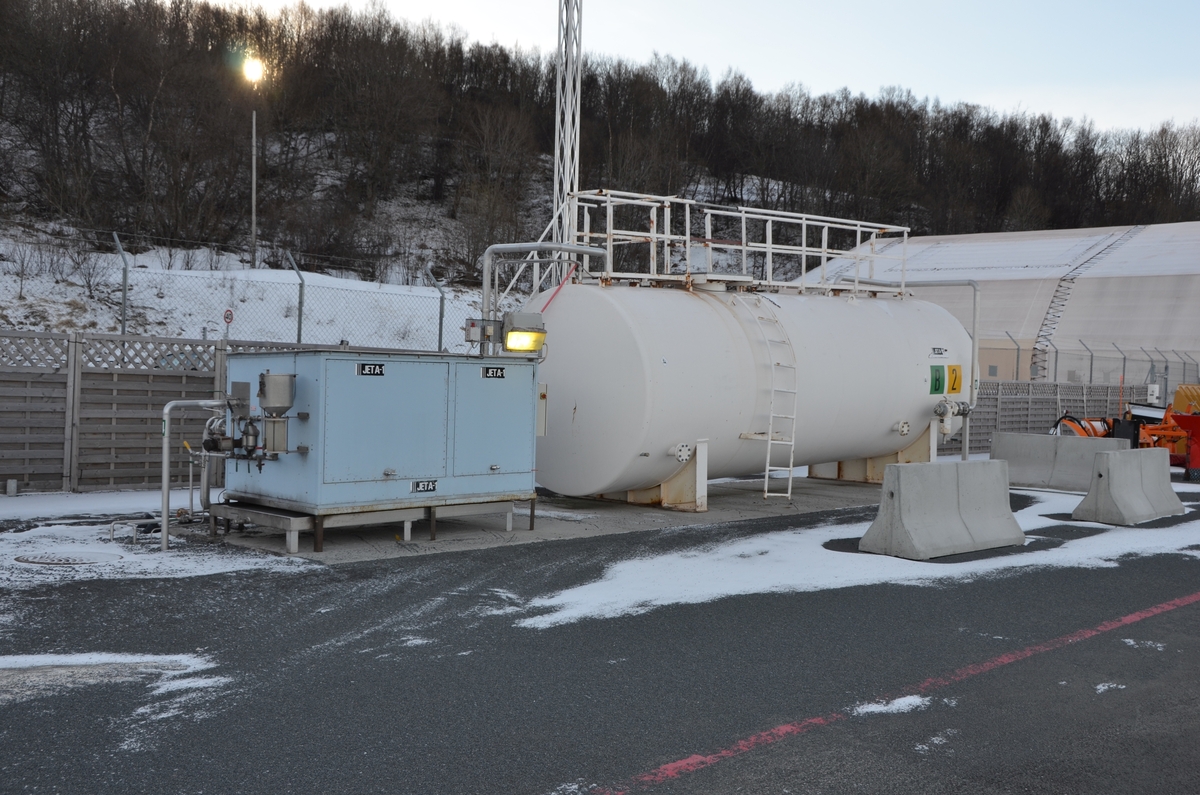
[488,191,911,311]
[568,189,909,289]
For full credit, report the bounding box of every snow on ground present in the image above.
[0,235,495,350]
[0,488,313,589]
[517,486,1200,629]
[0,651,236,750]
[852,695,932,716]
[1,486,204,521]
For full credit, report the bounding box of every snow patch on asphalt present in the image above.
[518,489,1200,628]
[0,520,313,589]
[1122,638,1166,650]
[914,727,960,754]
[1095,682,1127,694]
[852,695,931,715]
[0,651,236,749]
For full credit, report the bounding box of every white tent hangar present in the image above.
[807,221,1200,392]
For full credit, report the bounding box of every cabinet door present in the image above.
[323,359,448,483]
[452,363,535,476]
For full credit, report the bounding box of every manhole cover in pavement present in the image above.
[15,552,123,566]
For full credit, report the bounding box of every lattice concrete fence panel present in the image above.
[939,381,1150,457]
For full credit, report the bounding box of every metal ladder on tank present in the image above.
[736,296,798,498]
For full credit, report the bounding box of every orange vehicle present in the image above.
[1053,385,1200,482]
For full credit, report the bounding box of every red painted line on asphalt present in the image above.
[584,588,1200,795]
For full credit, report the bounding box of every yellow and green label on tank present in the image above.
[930,364,963,395]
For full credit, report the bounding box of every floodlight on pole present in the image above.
[243,57,264,270]
[243,57,264,83]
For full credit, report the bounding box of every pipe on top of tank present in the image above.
[481,242,608,354]
[840,277,980,461]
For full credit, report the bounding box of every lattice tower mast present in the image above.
[552,0,582,248]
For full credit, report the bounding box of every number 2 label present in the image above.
[947,364,962,394]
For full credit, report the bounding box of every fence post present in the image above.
[65,333,84,492]
[112,232,131,335]
[214,339,228,398]
[285,250,305,344]
[425,262,446,352]
[60,333,77,492]
[1004,331,1020,381]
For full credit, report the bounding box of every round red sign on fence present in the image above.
[223,309,234,325]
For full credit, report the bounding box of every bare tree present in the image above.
[36,243,67,281]
[67,245,109,299]
[3,242,35,299]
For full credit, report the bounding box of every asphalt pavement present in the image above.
[2,490,1200,794]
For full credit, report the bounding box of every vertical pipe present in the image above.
[161,399,225,551]
[901,230,908,292]
[112,232,130,335]
[964,283,979,460]
[481,249,493,356]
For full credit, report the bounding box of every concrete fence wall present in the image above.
[0,329,1159,493]
[0,329,387,493]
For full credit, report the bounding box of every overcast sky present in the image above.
[250,0,1199,131]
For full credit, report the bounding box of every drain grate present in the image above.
[15,552,123,566]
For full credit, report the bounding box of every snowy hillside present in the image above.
[0,230,499,352]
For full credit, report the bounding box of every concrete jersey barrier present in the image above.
[991,432,1129,493]
[858,460,1025,561]
[1071,448,1187,526]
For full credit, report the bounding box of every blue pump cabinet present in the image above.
[222,350,537,519]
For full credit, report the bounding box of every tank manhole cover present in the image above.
[15,552,123,566]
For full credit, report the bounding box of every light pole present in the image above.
[243,56,264,269]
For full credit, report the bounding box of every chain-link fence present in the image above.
[981,340,1199,402]
[0,231,485,352]
[124,268,480,351]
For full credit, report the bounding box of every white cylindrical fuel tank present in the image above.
[526,283,972,497]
